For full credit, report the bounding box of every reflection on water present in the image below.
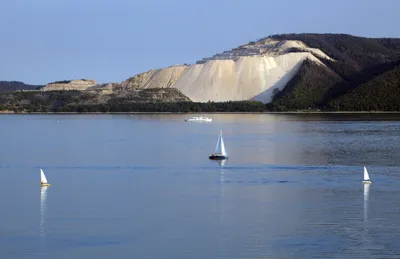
[40,186,49,255]
[1,114,400,259]
[363,183,371,230]
[40,186,48,237]
[363,183,370,224]
[218,161,225,258]
[361,183,372,256]
[219,166,225,220]
[216,159,226,167]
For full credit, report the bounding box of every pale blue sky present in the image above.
[1,0,399,84]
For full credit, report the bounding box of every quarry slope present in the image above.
[121,38,333,103]
[173,53,324,103]
[121,65,189,89]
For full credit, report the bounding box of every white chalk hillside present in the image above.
[122,39,334,103]
[174,53,324,103]
[121,65,188,89]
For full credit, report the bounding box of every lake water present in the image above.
[1,113,400,259]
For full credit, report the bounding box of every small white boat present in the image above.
[209,131,228,160]
[185,116,212,122]
[40,169,51,187]
[363,166,372,184]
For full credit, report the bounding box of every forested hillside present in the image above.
[0,81,42,92]
[269,34,400,111]
[327,65,400,111]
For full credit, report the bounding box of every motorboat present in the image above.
[185,116,212,122]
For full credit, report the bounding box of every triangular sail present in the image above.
[220,133,226,156]
[214,133,221,154]
[214,131,227,156]
[40,169,48,184]
[364,166,370,181]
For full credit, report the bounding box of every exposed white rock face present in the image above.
[41,79,96,91]
[195,39,334,64]
[174,53,324,103]
[87,82,118,94]
[120,65,189,90]
[275,40,334,61]
[115,38,334,103]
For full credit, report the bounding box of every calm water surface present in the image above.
[1,113,400,259]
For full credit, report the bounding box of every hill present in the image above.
[268,34,400,111]
[0,81,42,92]
[121,39,332,103]
[327,64,400,111]
[40,79,97,91]
[2,33,400,112]
[116,33,400,111]
[0,88,191,112]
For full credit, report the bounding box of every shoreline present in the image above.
[1,111,400,115]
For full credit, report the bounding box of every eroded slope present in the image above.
[119,38,334,103]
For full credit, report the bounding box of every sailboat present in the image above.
[363,166,372,184]
[209,131,228,160]
[40,169,51,187]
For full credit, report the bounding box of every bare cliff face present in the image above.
[40,79,97,91]
[37,38,334,104]
[113,38,334,103]
[120,65,189,90]
[173,53,325,103]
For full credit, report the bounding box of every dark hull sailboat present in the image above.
[209,131,228,160]
[209,154,228,160]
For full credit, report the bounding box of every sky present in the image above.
[1,0,399,85]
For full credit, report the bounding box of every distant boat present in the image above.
[363,166,372,184]
[209,131,228,160]
[40,169,51,187]
[185,116,212,122]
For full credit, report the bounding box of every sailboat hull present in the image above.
[41,183,51,187]
[209,154,228,160]
[363,180,372,184]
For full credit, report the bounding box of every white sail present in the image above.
[220,134,226,156]
[214,131,227,156]
[40,169,48,184]
[363,166,370,181]
[214,133,221,154]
